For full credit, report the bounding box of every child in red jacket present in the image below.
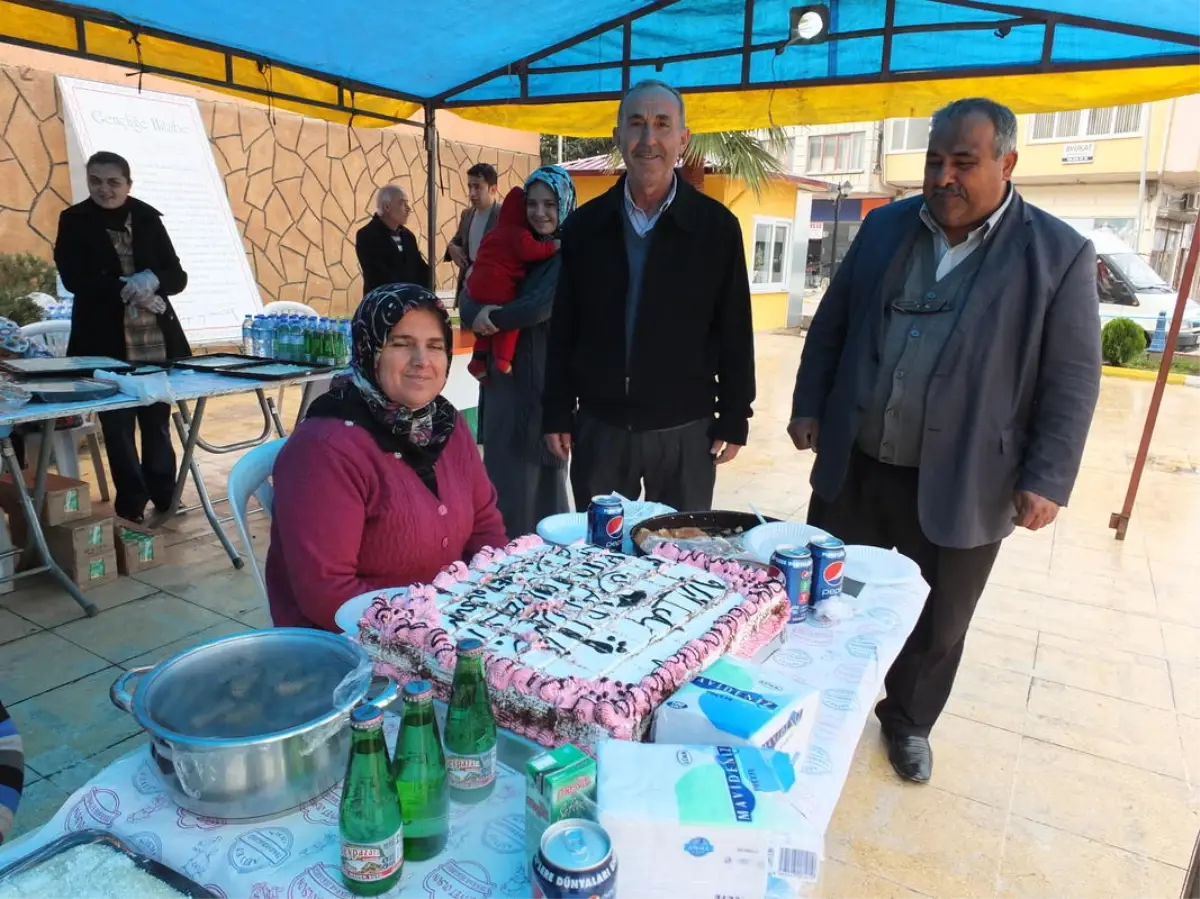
[466,186,559,381]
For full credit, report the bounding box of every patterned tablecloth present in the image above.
[0,577,928,897]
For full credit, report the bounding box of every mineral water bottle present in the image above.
[241,315,254,355]
[339,705,403,896]
[319,317,335,366]
[251,315,268,357]
[443,638,498,803]
[305,317,319,364]
[392,680,448,861]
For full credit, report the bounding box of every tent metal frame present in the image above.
[3,0,1198,541]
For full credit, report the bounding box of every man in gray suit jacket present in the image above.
[789,98,1101,783]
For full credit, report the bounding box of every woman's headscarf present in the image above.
[308,283,457,493]
[524,165,576,233]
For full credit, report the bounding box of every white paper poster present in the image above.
[58,76,262,344]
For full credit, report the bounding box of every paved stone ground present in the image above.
[3,331,1198,897]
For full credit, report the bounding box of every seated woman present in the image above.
[265,284,507,631]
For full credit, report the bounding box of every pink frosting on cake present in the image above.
[358,537,787,747]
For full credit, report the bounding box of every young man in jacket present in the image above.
[445,162,502,297]
[355,185,431,295]
[543,81,755,511]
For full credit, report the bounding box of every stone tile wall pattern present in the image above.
[0,64,536,318]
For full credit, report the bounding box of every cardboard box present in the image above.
[114,518,167,575]
[60,548,119,590]
[0,470,92,526]
[45,516,114,567]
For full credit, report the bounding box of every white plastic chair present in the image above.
[19,320,111,501]
[227,437,286,605]
[262,300,320,318]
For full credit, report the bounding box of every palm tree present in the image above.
[606,127,789,196]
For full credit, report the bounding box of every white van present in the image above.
[1085,229,1200,350]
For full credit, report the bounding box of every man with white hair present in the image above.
[355,184,430,295]
[543,80,755,512]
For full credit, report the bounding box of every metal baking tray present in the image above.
[0,356,134,378]
[0,828,218,898]
[21,377,121,403]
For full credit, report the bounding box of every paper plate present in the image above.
[743,521,831,563]
[335,588,405,636]
[844,545,922,585]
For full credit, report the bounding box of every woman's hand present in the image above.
[473,306,501,336]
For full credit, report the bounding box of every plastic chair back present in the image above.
[20,320,71,358]
[262,301,320,318]
[227,438,286,605]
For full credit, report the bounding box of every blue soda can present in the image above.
[769,544,813,623]
[808,534,846,606]
[532,819,617,899]
[586,496,624,552]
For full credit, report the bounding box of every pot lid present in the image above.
[132,629,370,743]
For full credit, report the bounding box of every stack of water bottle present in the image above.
[241,313,352,368]
[44,300,74,321]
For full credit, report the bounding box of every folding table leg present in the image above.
[161,397,244,568]
[1,437,98,617]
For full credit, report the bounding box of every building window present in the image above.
[887,118,930,153]
[752,217,792,290]
[1029,105,1143,141]
[805,132,865,174]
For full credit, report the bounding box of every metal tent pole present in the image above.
[424,103,439,291]
[1110,220,1200,540]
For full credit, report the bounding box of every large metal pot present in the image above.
[110,628,396,819]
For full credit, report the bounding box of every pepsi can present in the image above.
[808,534,846,607]
[532,819,617,899]
[586,495,624,552]
[769,544,813,624]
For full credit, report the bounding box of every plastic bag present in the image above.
[93,369,176,404]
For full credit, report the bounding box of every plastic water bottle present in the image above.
[250,315,266,356]
[241,315,254,355]
[291,317,306,362]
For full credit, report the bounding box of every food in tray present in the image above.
[232,363,315,377]
[356,536,788,750]
[0,844,187,899]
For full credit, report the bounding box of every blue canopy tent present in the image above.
[2,0,1197,536]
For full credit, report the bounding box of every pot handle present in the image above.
[364,677,400,712]
[110,666,153,714]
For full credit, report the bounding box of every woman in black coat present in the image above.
[54,151,191,523]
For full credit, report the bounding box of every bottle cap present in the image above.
[404,679,433,701]
[456,638,485,656]
[350,704,384,729]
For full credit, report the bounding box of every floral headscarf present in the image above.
[308,284,458,496]
[524,165,576,234]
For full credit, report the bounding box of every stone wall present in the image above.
[0,63,536,317]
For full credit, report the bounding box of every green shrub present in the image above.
[1101,317,1146,367]
[0,253,55,325]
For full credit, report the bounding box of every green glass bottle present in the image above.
[339,705,403,896]
[393,679,449,861]
[443,638,498,804]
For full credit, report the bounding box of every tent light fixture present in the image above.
[787,5,831,45]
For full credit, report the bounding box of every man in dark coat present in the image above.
[355,185,431,295]
[789,98,1101,783]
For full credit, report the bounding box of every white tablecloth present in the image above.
[0,578,928,896]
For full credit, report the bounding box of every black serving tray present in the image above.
[214,360,335,381]
[630,510,781,557]
[0,828,218,898]
[0,356,134,379]
[22,377,122,403]
[172,352,271,372]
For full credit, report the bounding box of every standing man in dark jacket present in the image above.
[543,80,755,511]
[55,150,190,524]
[355,185,431,295]
[789,98,1101,783]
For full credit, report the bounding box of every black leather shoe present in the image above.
[883,731,932,783]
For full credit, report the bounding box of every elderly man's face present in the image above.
[923,113,1016,235]
[380,192,411,230]
[614,86,689,189]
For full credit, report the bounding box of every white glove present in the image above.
[120,270,160,302]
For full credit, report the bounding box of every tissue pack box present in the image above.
[598,741,818,899]
[651,657,819,762]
